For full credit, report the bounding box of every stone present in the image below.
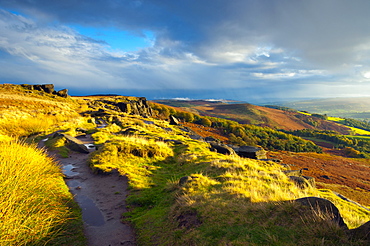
[115,98,152,117]
[349,220,370,241]
[295,197,348,229]
[179,176,192,186]
[56,89,68,98]
[320,175,331,179]
[61,134,90,154]
[169,115,180,125]
[41,84,55,94]
[209,142,236,155]
[205,136,219,142]
[234,146,267,159]
[189,134,203,140]
[21,84,34,90]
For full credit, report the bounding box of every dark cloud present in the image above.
[3,0,370,68]
[1,1,370,101]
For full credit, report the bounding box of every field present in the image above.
[281,97,370,120]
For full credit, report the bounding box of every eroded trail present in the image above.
[56,135,136,246]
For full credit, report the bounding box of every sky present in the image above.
[1,1,370,103]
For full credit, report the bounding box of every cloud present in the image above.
[1,1,370,101]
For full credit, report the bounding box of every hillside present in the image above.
[280,97,370,120]
[1,84,370,245]
[154,99,351,134]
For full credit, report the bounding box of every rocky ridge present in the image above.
[21,83,69,98]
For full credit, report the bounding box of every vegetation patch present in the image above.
[0,141,85,245]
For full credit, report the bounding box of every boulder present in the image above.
[209,142,236,155]
[295,197,348,229]
[169,115,180,125]
[61,134,90,154]
[349,220,370,241]
[56,89,68,98]
[234,146,267,159]
[41,84,55,94]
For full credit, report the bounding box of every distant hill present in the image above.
[279,97,370,120]
[154,99,350,134]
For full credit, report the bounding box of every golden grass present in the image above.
[90,135,174,189]
[348,126,370,135]
[0,141,82,245]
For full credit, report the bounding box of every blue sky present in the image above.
[1,1,370,103]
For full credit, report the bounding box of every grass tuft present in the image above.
[0,140,85,245]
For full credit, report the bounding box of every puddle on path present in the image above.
[74,194,105,227]
[62,160,106,227]
[63,164,78,176]
[66,179,82,188]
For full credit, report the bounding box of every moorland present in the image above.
[1,83,370,245]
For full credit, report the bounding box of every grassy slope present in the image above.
[0,84,87,245]
[0,141,85,245]
[88,114,370,245]
[154,100,351,134]
[2,85,370,245]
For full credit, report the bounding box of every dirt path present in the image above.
[51,135,136,246]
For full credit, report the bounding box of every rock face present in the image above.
[295,197,348,229]
[116,98,152,117]
[21,84,69,98]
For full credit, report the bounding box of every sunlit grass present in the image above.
[347,126,370,135]
[89,135,174,189]
[0,141,85,245]
[327,116,344,122]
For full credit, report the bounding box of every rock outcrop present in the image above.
[116,97,152,117]
[85,97,153,118]
[21,84,69,98]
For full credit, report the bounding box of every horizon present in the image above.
[2,1,370,102]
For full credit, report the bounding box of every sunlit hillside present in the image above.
[1,84,370,245]
[154,99,351,133]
